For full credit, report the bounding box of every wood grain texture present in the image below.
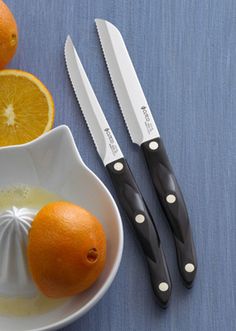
[5,0,236,330]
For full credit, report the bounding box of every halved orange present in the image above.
[0,70,54,146]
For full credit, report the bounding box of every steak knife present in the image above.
[95,19,197,287]
[65,36,171,307]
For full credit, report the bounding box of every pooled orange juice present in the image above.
[0,184,62,211]
[0,293,66,316]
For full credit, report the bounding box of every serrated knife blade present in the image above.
[96,19,197,287]
[95,19,160,145]
[64,35,123,165]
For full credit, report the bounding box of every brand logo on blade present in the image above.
[104,128,119,156]
[141,106,154,134]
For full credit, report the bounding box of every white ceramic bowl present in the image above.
[0,125,123,331]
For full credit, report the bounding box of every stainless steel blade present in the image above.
[95,19,160,146]
[65,35,123,165]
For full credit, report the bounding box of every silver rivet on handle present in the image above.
[135,214,145,223]
[148,141,159,150]
[166,194,176,204]
[184,263,195,273]
[113,162,124,171]
[158,282,169,292]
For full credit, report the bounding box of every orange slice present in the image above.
[0,70,54,146]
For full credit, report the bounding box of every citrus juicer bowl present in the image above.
[0,125,123,331]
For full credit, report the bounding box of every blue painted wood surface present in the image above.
[6,0,236,330]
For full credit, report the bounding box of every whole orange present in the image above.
[27,201,107,298]
[0,0,18,69]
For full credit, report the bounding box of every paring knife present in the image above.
[65,36,171,307]
[95,19,197,287]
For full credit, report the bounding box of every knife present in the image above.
[95,19,197,288]
[65,36,171,307]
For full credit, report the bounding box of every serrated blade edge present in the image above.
[64,35,123,165]
[95,19,160,146]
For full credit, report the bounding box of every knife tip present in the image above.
[95,19,121,39]
[95,18,113,29]
[65,35,72,45]
[95,18,105,24]
[65,35,75,56]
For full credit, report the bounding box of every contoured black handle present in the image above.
[141,138,197,288]
[106,157,171,307]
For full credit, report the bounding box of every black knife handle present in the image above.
[141,138,197,288]
[106,158,171,307]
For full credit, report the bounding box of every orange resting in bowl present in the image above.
[27,201,107,298]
